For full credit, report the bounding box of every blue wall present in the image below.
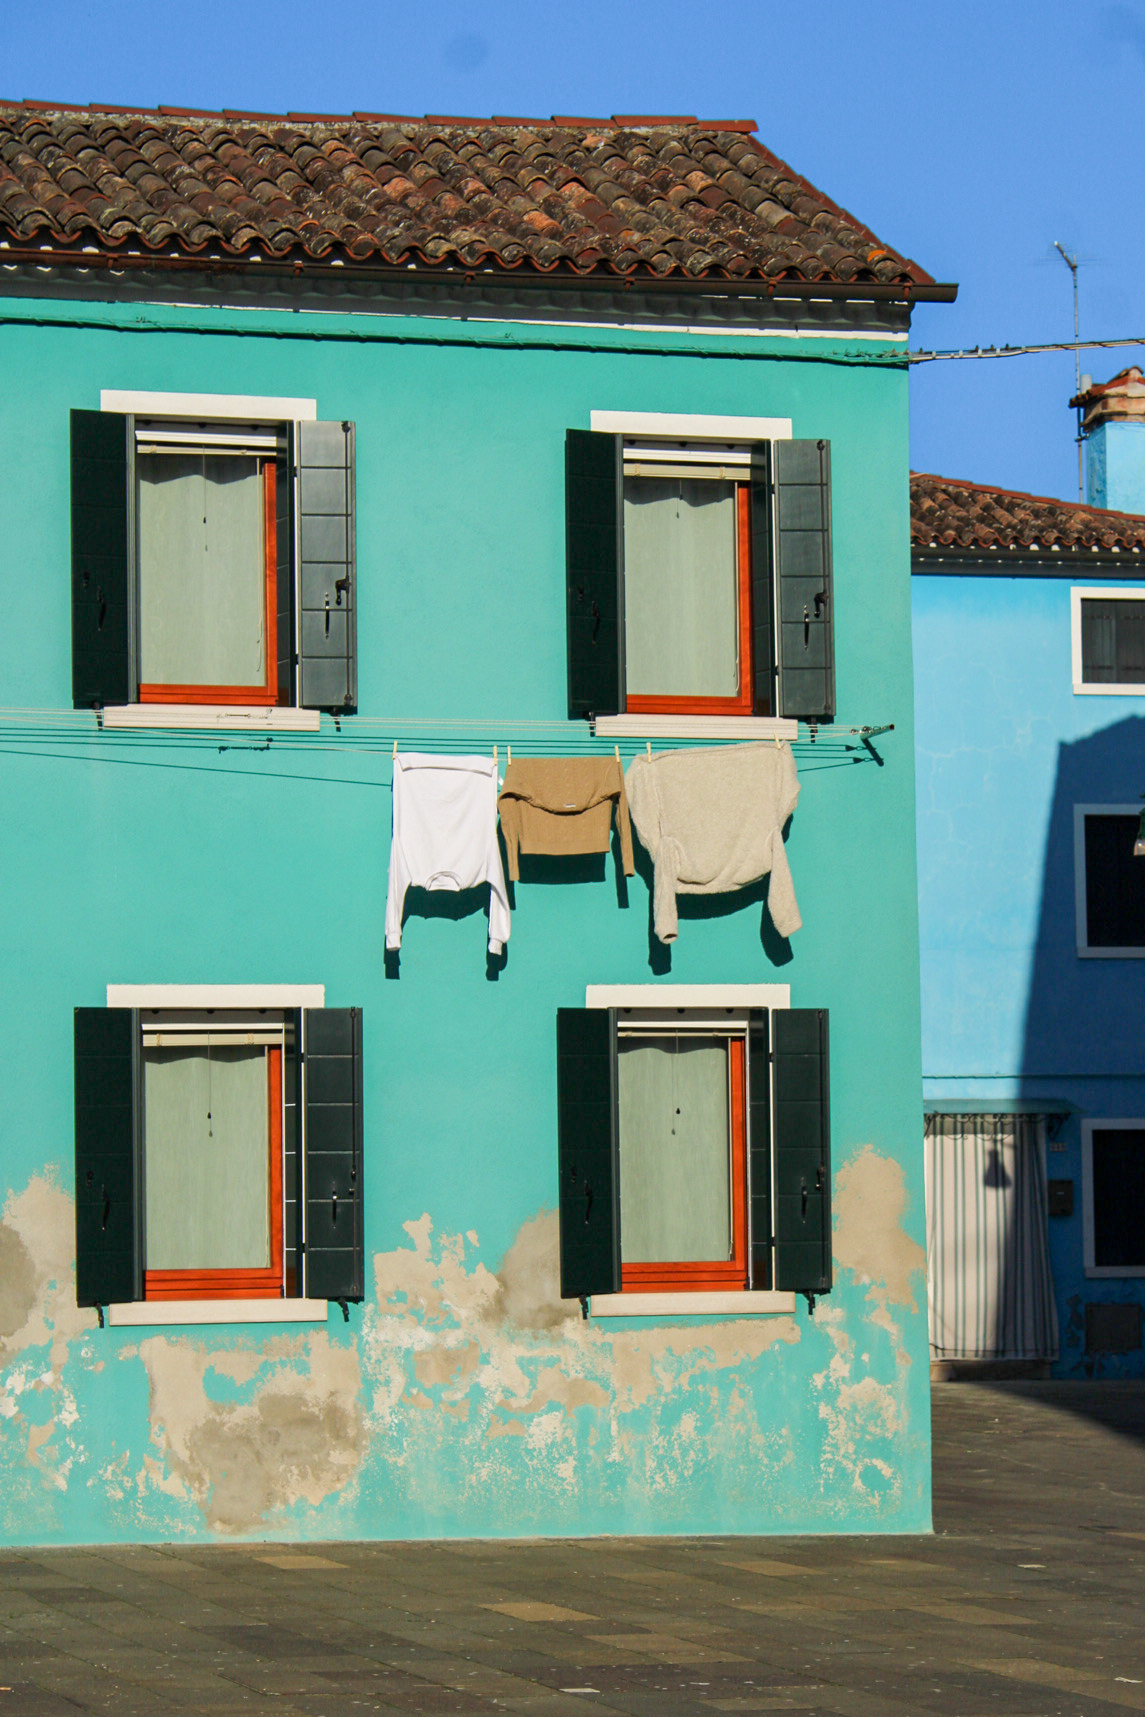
[914,569,1145,1376]
[0,294,931,1541]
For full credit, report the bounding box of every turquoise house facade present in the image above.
[0,106,950,1541]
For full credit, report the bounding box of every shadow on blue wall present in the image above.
[1018,712,1145,1378]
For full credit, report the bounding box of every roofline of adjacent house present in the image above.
[0,242,959,301]
[912,548,1145,576]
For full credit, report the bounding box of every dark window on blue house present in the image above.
[1083,813,1145,948]
[1080,597,1145,685]
[1090,1127,1145,1268]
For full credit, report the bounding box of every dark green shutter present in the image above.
[747,1008,773,1288]
[772,1008,832,1296]
[565,430,624,719]
[295,421,356,712]
[774,440,834,722]
[749,445,775,717]
[275,437,295,704]
[303,1007,364,1300]
[74,1008,140,1306]
[71,410,133,709]
[283,1010,303,1295]
[556,1008,620,1298]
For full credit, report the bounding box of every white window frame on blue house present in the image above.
[1070,585,1145,695]
[1073,804,1145,958]
[1081,1118,1145,1279]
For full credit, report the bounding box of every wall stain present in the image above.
[0,1169,932,1538]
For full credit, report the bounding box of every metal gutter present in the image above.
[0,243,958,303]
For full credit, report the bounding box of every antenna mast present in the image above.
[1054,241,1084,502]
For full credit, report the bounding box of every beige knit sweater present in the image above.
[624,741,802,943]
[497,757,635,882]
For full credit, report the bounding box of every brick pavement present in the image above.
[0,1381,1142,1716]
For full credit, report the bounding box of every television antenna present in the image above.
[1054,241,1085,501]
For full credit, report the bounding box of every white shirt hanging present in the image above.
[385,754,511,955]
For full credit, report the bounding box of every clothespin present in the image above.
[774,730,781,748]
[614,745,621,763]
[392,739,398,760]
[493,743,498,768]
[507,744,512,765]
[646,740,652,760]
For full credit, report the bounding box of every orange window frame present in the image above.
[625,482,755,718]
[621,1036,749,1293]
[139,458,278,707]
[144,1045,285,1301]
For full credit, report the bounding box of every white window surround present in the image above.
[103,983,326,1324]
[584,982,791,1317]
[106,984,325,1009]
[107,1298,331,1327]
[100,390,317,422]
[590,1289,796,1317]
[586,983,790,1010]
[588,411,800,741]
[100,705,321,733]
[98,389,324,730]
[1081,1118,1145,1278]
[590,411,792,441]
[1072,805,1145,959]
[1071,586,1145,695]
[594,715,798,741]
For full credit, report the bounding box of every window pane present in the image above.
[1081,598,1145,684]
[1091,1128,1145,1268]
[1084,814,1145,947]
[144,1045,270,1269]
[623,477,739,698]
[138,453,267,688]
[618,1036,730,1262]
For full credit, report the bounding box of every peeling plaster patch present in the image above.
[134,1333,364,1533]
[0,1175,98,1487]
[494,1212,580,1332]
[834,1147,926,1310]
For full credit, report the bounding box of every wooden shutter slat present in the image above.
[74,1007,140,1306]
[747,1008,773,1288]
[772,1008,832,1297]
[556,1007,621,1298]
[565,430,623,719]
[71,410,133,709]
[303,1007,363,1301]
[774,439,834,722]
[296,421,356,713]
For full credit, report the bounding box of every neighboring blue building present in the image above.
[0,102,953,1543]
[913,401,1145,1380]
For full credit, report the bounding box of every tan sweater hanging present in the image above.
[497,757,636,881]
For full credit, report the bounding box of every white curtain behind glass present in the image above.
[138,453,266,688]
[618,1037,730,1261]
[144,1045,270,1270]
[623,476,739,698]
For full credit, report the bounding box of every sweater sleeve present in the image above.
[497,793,522,882]
[765,828,802,938]
[384,784,408,951]
[613,771,636,878]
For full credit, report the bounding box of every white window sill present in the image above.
[1084,1268,1145,1280]
[593,715,798,742]
[1076,946,1145,959]
[101,705,321,733]
[107,1299,331,1327]
[590,1290,796,1317]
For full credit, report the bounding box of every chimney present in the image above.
[1070,367,1145,512]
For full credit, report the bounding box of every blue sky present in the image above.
[5,0,1145,504]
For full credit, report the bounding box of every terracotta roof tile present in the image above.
[0,102,936,285]
[911,472,1145,560]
